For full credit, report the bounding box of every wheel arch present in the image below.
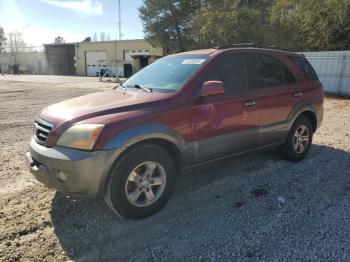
[298,110,317,133]
[116,138,184,173]
[98,124,188,195]
[288,102,318,133]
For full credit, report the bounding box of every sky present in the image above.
[0,0,145,48]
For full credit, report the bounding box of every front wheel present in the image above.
[280,116,313,162]
[104,144,177,219]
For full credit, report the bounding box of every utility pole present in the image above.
[118,0,122,40]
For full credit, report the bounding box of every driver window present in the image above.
[204,54,249,93]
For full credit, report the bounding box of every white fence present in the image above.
[301,51,350,96]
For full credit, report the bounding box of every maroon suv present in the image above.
[27,47,323,219]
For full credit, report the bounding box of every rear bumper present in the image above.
[26,137,123,198]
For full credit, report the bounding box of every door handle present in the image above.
[243,100,256,107]
[293,91,303,97]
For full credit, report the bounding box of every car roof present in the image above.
[173,47,298,57]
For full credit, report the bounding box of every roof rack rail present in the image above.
[215,43,292,52]
[265,45,292,52]
[215,43,256,49]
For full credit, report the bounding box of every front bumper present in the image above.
[26,137,123,198]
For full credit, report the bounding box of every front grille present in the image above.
[34,119,53,144]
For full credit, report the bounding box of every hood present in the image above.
[39,88,172,128]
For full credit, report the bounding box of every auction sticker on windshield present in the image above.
[182,59,205,65]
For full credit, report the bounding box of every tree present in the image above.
[194,1,238,47]
[271,0,350,50]
[54,36,65,44]
[139,0,350,52]
[7,31,27,52]
[100,32,106,41]
[193,0,273,48]
[139,0,201,53]
[106,34,111,41]
[0,26,6,52]
[92,32,98,42]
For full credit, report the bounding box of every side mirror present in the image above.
[200,81,225,97]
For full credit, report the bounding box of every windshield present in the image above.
[122,54,209,93]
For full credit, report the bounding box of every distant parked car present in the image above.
[27,45,324,219]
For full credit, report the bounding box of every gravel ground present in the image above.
[0,75,349,261]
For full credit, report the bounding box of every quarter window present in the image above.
[289,55,318,81]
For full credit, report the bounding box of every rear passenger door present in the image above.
[247,53,300,145]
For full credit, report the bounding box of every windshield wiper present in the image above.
[133,84,153,93]
[123,84,152,93]
[115,84,153,93]
[113,82,126,90]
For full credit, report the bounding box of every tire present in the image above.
[104,144,177,219]
[280,115,313,162]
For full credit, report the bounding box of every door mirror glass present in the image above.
[200,81,225,97]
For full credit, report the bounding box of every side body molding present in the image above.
[259,100,321,145]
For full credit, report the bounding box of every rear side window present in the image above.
[254,54,284,88]
[289,56,318,81]
[249,54,295,88]
[203,54,249,93]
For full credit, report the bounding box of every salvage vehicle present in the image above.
[26,45,323,219]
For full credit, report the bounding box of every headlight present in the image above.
[57,124,104,150]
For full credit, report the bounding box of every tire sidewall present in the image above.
[284,116,313,161]
[106,144,176,219]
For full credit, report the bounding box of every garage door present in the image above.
[85,51,107,77]
[0,57,9,73]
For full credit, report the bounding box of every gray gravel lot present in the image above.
[0,75,349,261]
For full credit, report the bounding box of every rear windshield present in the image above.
[122,54,209,93]
[289,55,319,81]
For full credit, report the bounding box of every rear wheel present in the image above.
[280,116,313,162]
[104,144,177,219]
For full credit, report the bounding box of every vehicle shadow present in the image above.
[50,144,350,261]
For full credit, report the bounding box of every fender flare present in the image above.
[103,123,186,152]
[97,124,191,195]
[287,101,318,131]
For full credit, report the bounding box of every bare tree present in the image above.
[100,32,106,41]
[106,34,111,41]
[7,31,27,52]
[54,36,65,44]
[92,32,98,42]
[0,26,6,52]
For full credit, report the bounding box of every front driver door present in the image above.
[191,53,260,162]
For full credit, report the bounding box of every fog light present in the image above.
[57,171,67,182]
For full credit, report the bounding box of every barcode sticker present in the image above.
[182,59,205,65]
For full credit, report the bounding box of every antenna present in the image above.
[118,0,122,40]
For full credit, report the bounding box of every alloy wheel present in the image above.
[293,125,310,154]
[124,161,167,207]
